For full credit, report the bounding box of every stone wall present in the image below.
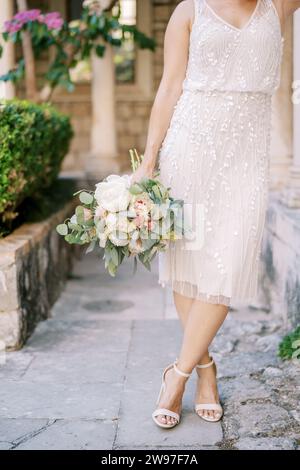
[258,194,300,329]
[52,85,92,175]
[0,202,79,350]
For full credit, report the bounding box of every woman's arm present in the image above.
[131,0,193,182]
[279,0,300,17]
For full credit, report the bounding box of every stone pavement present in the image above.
[0,250,299,450]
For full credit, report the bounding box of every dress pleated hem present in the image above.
[158,278,258,308]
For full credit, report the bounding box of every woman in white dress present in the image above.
[131,0,299,428]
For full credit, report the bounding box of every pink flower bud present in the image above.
[133,215,145,228]
[83,208,93,222]
[95,206,107,218]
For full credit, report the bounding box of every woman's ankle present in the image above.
[198,352,212,366]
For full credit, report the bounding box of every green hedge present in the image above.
[0,100,73,225]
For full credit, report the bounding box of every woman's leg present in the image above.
[177,298,228,420]
[173,291,223,420]
[156,295,229,425]
[173,290,194,327]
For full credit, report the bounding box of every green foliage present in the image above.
[56,189,97,253]
[278,326,300,360]
[0,8,156,98]
[0,100,73,230]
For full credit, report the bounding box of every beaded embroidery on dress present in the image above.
[157,0,284,306]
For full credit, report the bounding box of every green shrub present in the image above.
[278,326,300,360]
[0,99,73,227]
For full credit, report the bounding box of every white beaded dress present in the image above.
[157,0,284,306]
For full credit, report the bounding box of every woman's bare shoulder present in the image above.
[169,0,195,31]
[272,0,284,17]
[273,0,300,18]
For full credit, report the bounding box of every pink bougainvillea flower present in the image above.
[39,12,64,30]
[14,9,41,24]
[4,21,22,33]
[46,18,64,30]
[4,10,63,33]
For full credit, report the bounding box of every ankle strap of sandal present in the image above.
[173,361,192,378]
[196,357,214,369]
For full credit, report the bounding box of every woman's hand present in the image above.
[131,161,155,184]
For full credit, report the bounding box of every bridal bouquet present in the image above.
[56,150,185,276]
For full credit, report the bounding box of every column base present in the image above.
[281,188,300,208]
[280,166,300,208]
[85,154,121,182]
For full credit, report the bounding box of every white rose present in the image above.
[95,175,130,213]
[117,216,131,234]
[99,228,109,248]
[105,213,118,232]
[109,231,129,247]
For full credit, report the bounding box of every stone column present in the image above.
[86,44,120,180]
[0,0,15,99]
[270,17,293,190]
[282,10,300,207]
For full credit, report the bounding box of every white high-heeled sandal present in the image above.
[194,356,223,423]
[152,360,191,429]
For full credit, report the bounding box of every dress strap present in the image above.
[193,0,204,24]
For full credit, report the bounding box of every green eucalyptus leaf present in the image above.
[79,191,94,205]
[68,222,82,231]
[111,247,119,266]
[129,183,143,195]
[65,234,77,244]
[56,224,68,236]
[86,240,96,254]
[108,259,117,277]
[104,248,111,264]
[75,206,85,224]
[138,254,151,272]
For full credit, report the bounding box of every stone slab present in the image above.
[15,419,116,450]
[22,350,127,384]
[0,418,49,444]
[0,351,34,380]
[114,318,222,449]
[25,319,132,354]
[115,387,222,449]
[0,441,12,450]
[0,381,122,420]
